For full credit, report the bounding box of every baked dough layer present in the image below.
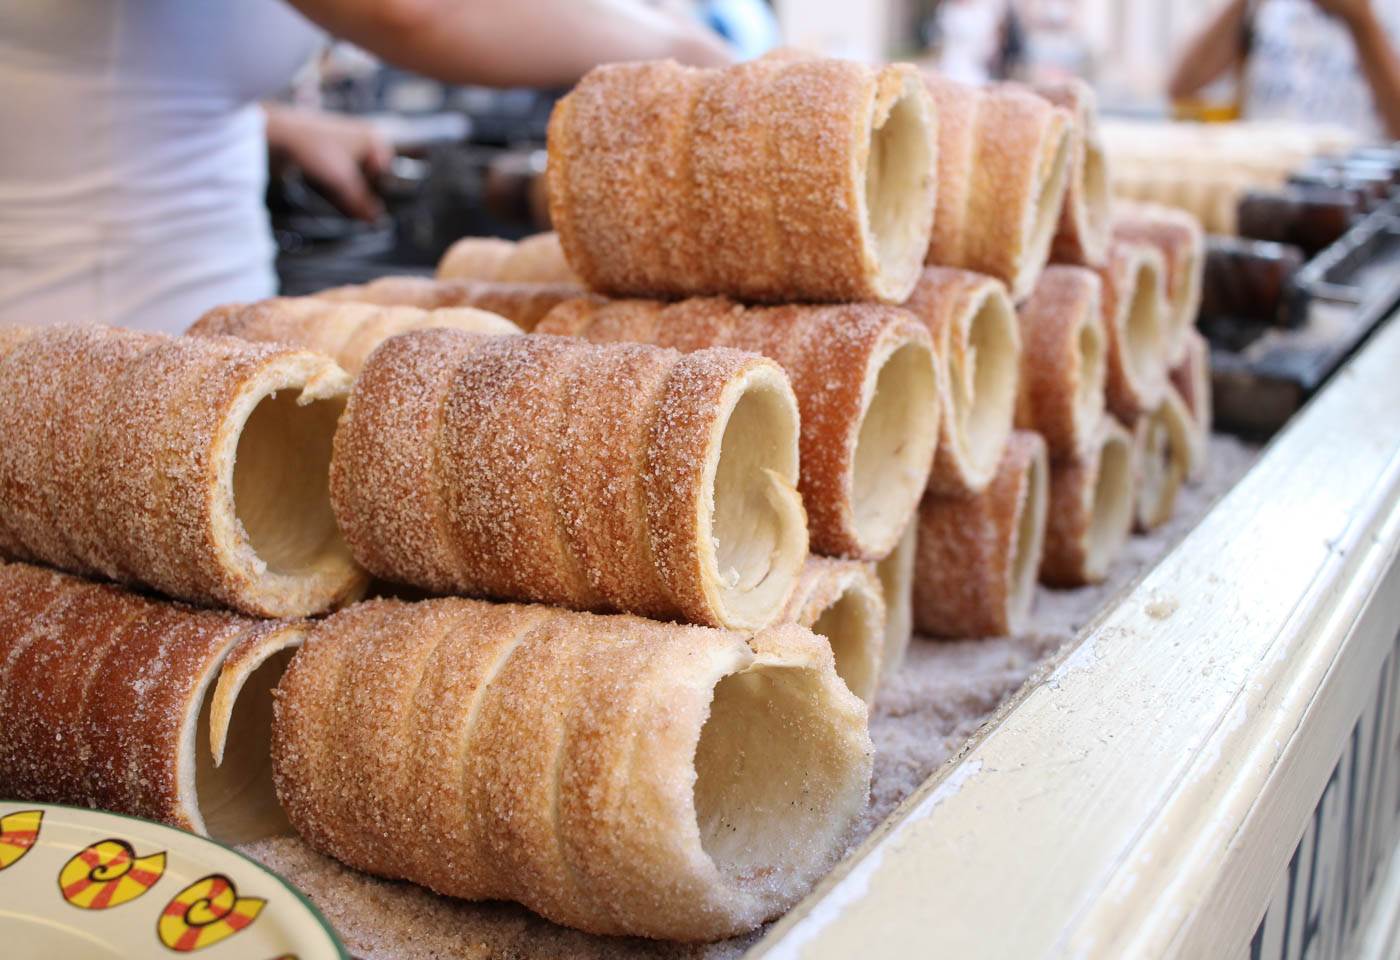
[548,58,937,304]
[921,73,1073,302]
[1015,265,1107,458]
[271,597,873,941]
[913,430,1048,637]
[0,561,306,843]
[330,329,807,630]
[1037,79,1112,268]
[0,324,364,617]
[1114,203,1206,366]
[901,267,1022,496]
[1097,239,1170,424]
[874,520,917,673]
[1170,328,1214,483]
[1134,389,1193,531]
[190,296,520,374]
[537,297,939,560]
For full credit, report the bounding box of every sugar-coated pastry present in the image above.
[912,431,1048,637]
[1037,78,1112,268]
[1097,239,1169,424]
[1134,390,1193,531]
[1113,203,1205,365]
[874,520,916,674]
[314,276,594,331]
[548,57,937,304]
[271,597,873,941]
[0,323,364,617]
[438,232,579,285]
[0,562,306,843]
[330,329,808,631]
[1041,418,1137,587]
[1015,265,1107,458]
[537,297,939,560]
[921,72,1073,301]
[784,556,886,702]
[1170,328,1213,483]
[190,296,520,374]
[901,267,1022,496]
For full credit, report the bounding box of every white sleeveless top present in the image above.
[0,0,323,333]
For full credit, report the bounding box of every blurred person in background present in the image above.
[1168,0,1400,140]
[0,0,732,333]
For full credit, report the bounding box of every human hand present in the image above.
[265,105,394,222]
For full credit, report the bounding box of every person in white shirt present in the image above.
[1169,0,1400,141]
[0,0,732,333]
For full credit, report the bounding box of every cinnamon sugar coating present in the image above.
[330,330,808,630]
[548,58,937,304]
[901,268,1022,496]
[1114,203,1206,365]
[1015,265,1108,458]
[537,297,939,560]
[1037,79,1112,268]
[1041,418,1138,587]
[189,296,520,374]
[0,562,307,840]
[1097,239,1170,423]
[0,323,365,616]
[783,556,886,702]
[913,431,1048,637]
[438,232,579,285]
[315,276,594,331]
[921,73,1073,301]
[271,597,872,941]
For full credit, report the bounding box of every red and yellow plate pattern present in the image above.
[0,802,344,958]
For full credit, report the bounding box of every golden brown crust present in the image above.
[1015,265,1108,458]
[314,276,593,331]
[331,330,807,630]
[0,324,365,617]
[1097,238,1170,423]
[548,58,937,304]
[900,268,1022,496]
[0,562,307,841]
[435,236,515,281]
[271,597,872,941]
[1170,328,1213,483]
[912,430,1048,636]
[189,296,520,374]
[782,556,886,702]
[537,296,939,559]
[1037,79,1112,268]
[1041,418,1138,586]
[922,74,1073,301]
[1113,203,1206,365]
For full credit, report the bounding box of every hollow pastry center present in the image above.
[956,294,1019,478]
[810,583,881,702]
[851,340,938,552]
[692,665,847,890]
[233,390,348,577]
[1139,417,1172,511]
[1009,450,1047,627]
[194,648,296,845]
[1086,434,1134,572]
[1121,260,1166,392]
[864,89,934,298]
[1028,131,1072,259]
[710,381,804,625]
[1075,319,1106,423]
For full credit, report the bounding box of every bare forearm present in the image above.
[1168,0,1251,100]
[1342,7,1400,138]
[287,0,733,89]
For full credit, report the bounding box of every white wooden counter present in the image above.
[750,307,1400,960]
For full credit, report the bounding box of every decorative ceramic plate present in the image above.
[0,801,345,959]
